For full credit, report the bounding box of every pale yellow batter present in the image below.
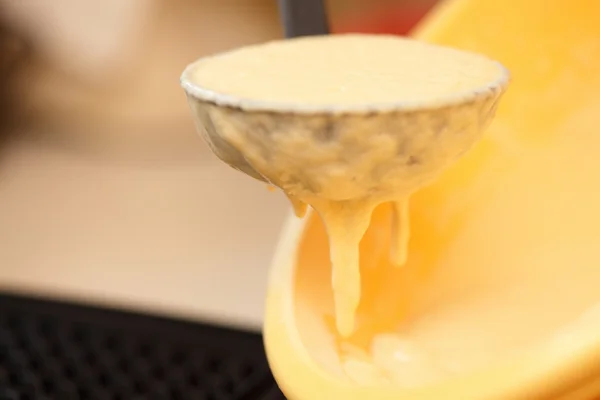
[189,34,503,107]
[390,199,410,267]
[187,34,507,379]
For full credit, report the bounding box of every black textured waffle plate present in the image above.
[0,292,286,400]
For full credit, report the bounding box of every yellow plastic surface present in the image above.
[264,0,600,399]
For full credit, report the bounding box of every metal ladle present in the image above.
[179,1,509,204]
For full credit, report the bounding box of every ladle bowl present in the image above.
[180,37,509,202]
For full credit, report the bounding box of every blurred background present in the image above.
[0,0,437,329]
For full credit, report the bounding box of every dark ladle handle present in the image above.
[278,0,330,38]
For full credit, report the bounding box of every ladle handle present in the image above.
[278,0,330,38]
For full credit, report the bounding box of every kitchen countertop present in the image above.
[0,132,290,331]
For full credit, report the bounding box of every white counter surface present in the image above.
[0,134,290,331]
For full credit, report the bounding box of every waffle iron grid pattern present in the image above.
[0,293,285,400]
